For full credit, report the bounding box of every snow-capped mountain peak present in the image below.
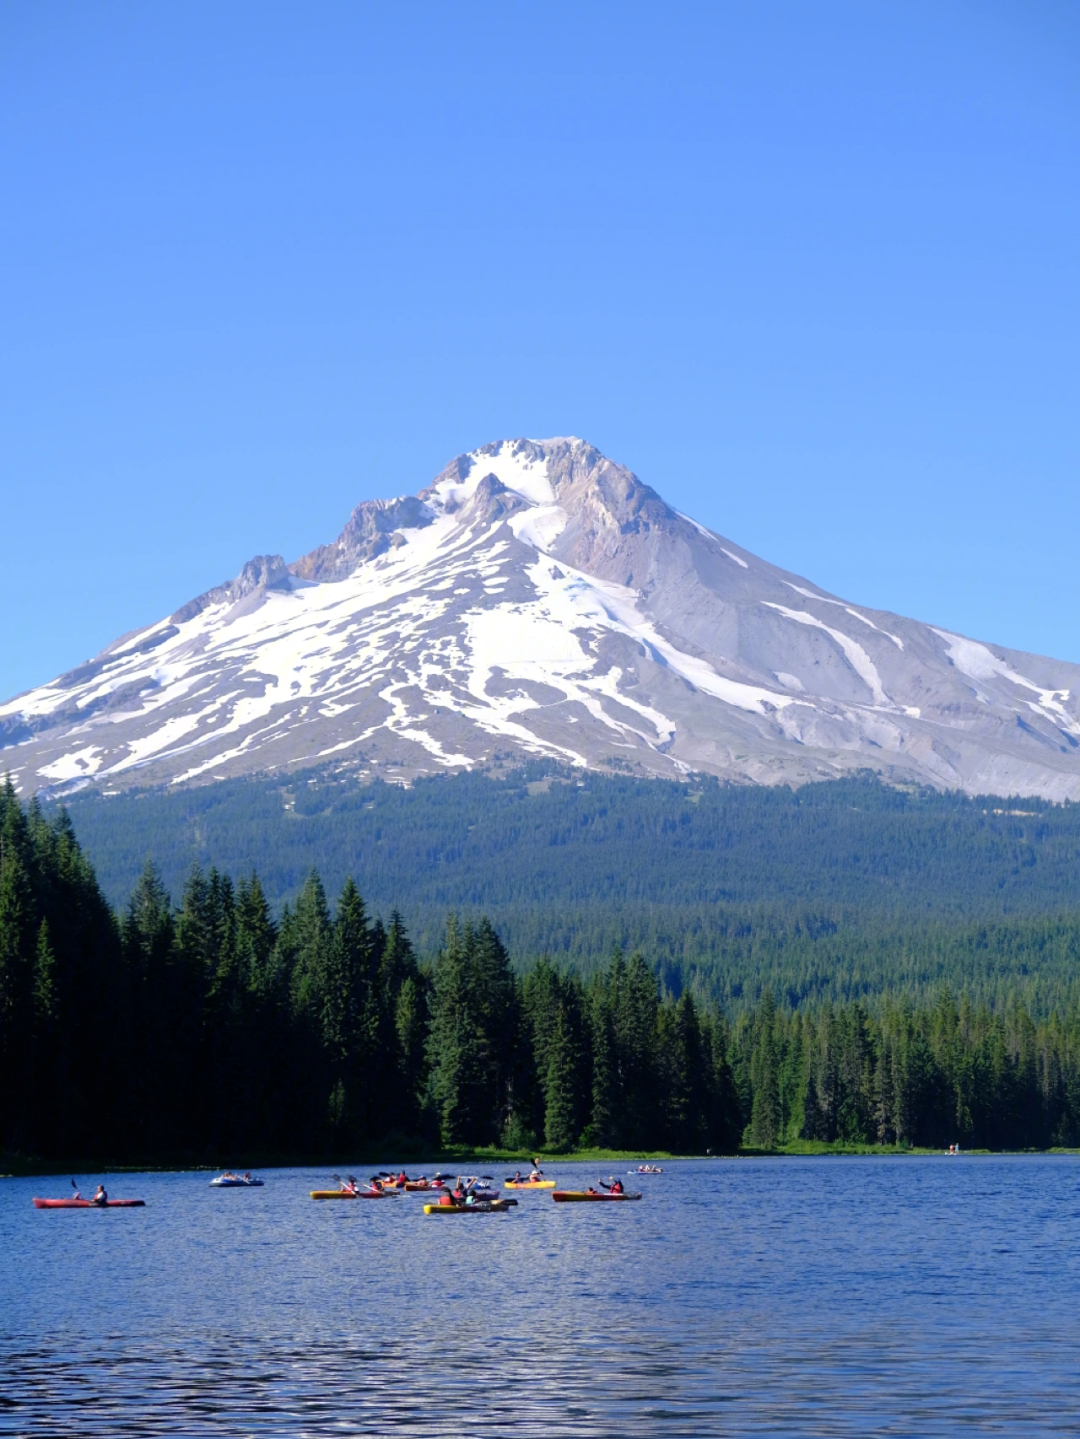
[5,437,1080,800]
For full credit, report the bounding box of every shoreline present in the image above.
[5,1143,1080,1177]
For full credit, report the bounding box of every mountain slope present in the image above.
[5,437,1080,799]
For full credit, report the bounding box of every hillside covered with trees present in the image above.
[4,780,1080,1164]
[57,766,1080,1011]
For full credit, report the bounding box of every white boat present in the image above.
[209,1174,264,1187]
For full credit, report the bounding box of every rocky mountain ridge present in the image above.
[4,436,1080,799]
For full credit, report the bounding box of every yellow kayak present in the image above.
[310,1188,389,1200]
[504,1179,555,1189]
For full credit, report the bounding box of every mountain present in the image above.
[5,436,1080,800]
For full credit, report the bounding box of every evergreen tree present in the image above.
[749,990,782,1148]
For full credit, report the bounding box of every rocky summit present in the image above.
[5,437,1080,800]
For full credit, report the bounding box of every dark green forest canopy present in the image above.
[56,767,1080,918]
[51,766,1080,1011]
[4,776,1080,1163]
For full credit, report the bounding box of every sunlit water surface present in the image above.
[2,1157,1079,1435]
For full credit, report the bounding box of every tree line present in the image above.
[3,781,1079,1162]
[732,988,1080,1150]
[0,783,739,1160]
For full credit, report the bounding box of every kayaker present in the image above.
[397,1170,408,1186]
[92,1184,108,1207]
[598,1176,623,1194]
[512,1170,525,1184]
[340,1177,358,1195]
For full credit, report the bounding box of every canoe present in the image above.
[33,1198,145,1209]
[504,1179,555,1189]
[423,1199,516,1215]
[551,1190,642,1202]
[310,1189,389,1200]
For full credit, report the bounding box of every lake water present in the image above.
[2,1156,1079,1436]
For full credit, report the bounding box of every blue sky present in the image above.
[2,1,1078,699]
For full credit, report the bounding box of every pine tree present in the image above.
[584,974,618,1147]
[543,1006,580,1151]
[749,991,781,1148]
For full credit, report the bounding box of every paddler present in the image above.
[92,1183,108,1207]
[598,1176,624,1194]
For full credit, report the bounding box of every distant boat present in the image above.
[209,1174,264,1187]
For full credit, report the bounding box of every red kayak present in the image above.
[551,1190,642,1202]
[33,1198,146,1208]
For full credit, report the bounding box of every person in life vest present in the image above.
[92,1184,108,1207]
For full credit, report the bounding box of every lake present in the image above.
[2,1156,1079,1435]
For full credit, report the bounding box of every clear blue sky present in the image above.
[2,1,1078,700]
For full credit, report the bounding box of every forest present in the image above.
[58,764,1080,1012]
[4,778,1080,1163]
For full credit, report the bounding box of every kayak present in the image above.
[209,1177,264,1187]
[423,1199,516,1215]
[33,1198,145,1209]
[505,1179,555,1189]
[310,1189,392,1200]
[551,1190,642,1202]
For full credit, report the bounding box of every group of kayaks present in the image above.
[33,1165,659,1211]
[311,1169,644,1212]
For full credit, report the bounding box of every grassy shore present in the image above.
[6,1141,1080,1176]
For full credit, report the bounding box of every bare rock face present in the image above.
[5,436,1080,800]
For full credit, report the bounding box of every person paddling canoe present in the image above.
[92,1183,109,1207]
